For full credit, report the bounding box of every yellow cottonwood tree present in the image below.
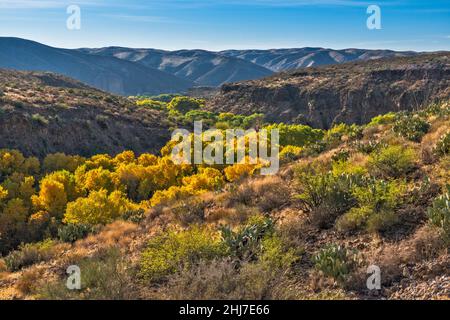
[64,189,137,225]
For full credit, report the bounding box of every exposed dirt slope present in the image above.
[0,70,171,158]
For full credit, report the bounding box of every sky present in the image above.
[0,0,449,51]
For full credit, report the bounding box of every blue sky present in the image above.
[0,0,449,51]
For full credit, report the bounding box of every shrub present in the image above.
[39,248,138,300]
[150,185,193,207]
[43,153,85,173]
[264,123,323,147]
[170,198,207,226]
[435,132,450,156]
[163,258,296,300]
[325,123,363,146]
[368,145,416,178]
[16,267,43,295]
[313,244,357,282]
[354,141,386,154]
[136,99,166,110]
[4,239,57,272]
[31,113,49,125]
[224,162,259,182]
[331,150,350,163]
[331,159,368,177]
[279,145,302,163]
[259,234,297,270]
[368,112,396,126]
[183,110,217,126]
[427,187,450,241]
[148,93,181,103]
[167,97,204,114]
[140,226,225,282]
[337,179,406,233]
[295,169,362,227]
[122,208,146,223]
[393,115,430,142]
[220,215,274,261]
[58,224,93,243]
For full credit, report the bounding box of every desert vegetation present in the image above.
[0,96,448,300]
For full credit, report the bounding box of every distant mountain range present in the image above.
[0,37,420,95]
[80,47,274,87]
[0,38,193,96]
[220,48,417,72]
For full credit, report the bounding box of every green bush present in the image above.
[140,226,225,282]
[295,168,363,226]
[264,123,324,147]
[31,113,49,125]
[122,208,146,224]
[220,215,274,260]
[279,145,302,163]
[337,179,405,233]
[183,110,217,126]
[4,239,57,272]
[331,150,350,163]
[368,145,416,178]
[167,97,204,114]
[393,115,430,142]
[325,123,363,145]
[148,93,181,103]
[313,244,356,282]
[353,141,386,154]
[435,132,450,156]
[368,112,396,126]
[58,224,93,243]
[427,187,450,240]
[259,234,297,270]
[136,99,166,110]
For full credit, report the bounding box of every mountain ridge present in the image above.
[207,52,450,129]
[0,37,193,96]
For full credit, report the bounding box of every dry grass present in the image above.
[0,259,7,273]
[77,220,138,250]
[15,267,44,296]
[421,119,450,164]
[366,225,447,286]
[206,205,260,225]
[224,176,291,212]
[161,259,298,300]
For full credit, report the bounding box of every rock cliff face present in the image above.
[0,70,171,158]
[208,53,450,129]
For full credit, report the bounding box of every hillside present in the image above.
[0,69,171,157]
[0,100,448,300]
[81,48,274,87]
[0,38,193,96]
[221,48,417,72]
[207,53,450,129]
